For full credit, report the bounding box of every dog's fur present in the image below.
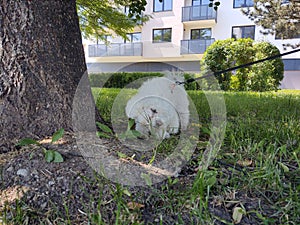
[125,75,190,139]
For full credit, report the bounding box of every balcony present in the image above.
[181,39,215,54]
[88,43,142,57]
[182,5,217,26]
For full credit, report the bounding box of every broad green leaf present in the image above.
[53,151,64,163]
[96,122,113,134]
[45,150,54,163]
[117,151,127,159]
[117,132,127,139]
[206,175,217,187]
[141,173,152,186]
[126,131,137,139]
[96,131,111,138]
[51,128,64,143]
[123,189,131,197]
[117,131,138,140]
[16,138,39,146]
[128,118,136,130]
[201,127,211,135]
[132,130,142,137]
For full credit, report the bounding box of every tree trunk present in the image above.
[0,0,89,152]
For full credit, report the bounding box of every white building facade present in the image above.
[83,0,300,89]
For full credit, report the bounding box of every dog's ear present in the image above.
[128,118,136,130]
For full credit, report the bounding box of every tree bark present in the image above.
[0,0,89,152]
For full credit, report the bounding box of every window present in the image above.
[124,6,130,15]
[154,0,172,12]
[97,35,112,44]
[153,28,172,43]
[233,0,254,8]
[125,32,141,43]
[232,26,255,39]
[191,28,212,39]
[192,0,210,6]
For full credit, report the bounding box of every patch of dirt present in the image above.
[0,133,275,224]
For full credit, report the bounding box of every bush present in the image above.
[248,42,284,91]
[89,72,163,88]
[89,72,201,90]
[202,39,236,91]
[202,39,284,92]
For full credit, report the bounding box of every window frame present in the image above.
[192,0,210,6]
[232,25,255,40]
[124,32,142,43]
[191,28,212,40]
[233,0,254,8]
[153,0,173,12]
[152,28,172,43]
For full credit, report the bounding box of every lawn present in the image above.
[92,88,300,224]
[0,89,299,224]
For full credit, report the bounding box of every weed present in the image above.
[16,128,65,163]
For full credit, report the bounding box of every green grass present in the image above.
[93,88,300,224]
[1,89,299,224]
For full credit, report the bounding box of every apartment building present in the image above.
[83,0,300,89]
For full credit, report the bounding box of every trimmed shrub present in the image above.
[248,42,284,91]
[202,38,284,92]
[89,72,163,88]
[89,72,201,90]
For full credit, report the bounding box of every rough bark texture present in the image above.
[0,0,88,152]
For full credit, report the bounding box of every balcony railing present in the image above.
[181,39,215,54]
[182,5,217,22]
[88,43,142,57]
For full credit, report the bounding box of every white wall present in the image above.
[141,0,185,58]
[83,0,300,89]
[281,71,300,89]
[213,0,252,40]
[214,0,300,59]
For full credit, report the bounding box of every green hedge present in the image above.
[89,72,163,88]
[88,72,201,90]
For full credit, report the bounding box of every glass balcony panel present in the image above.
[180,39,215,54]
[88,43,142,57]
[182,5,216,22]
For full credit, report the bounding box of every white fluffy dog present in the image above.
[125,75,190,139]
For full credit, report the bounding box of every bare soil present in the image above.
[0,133,274,224]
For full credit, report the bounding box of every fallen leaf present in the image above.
[127,202,145,210]
[232,206,245,224]
[237,159,252,167]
